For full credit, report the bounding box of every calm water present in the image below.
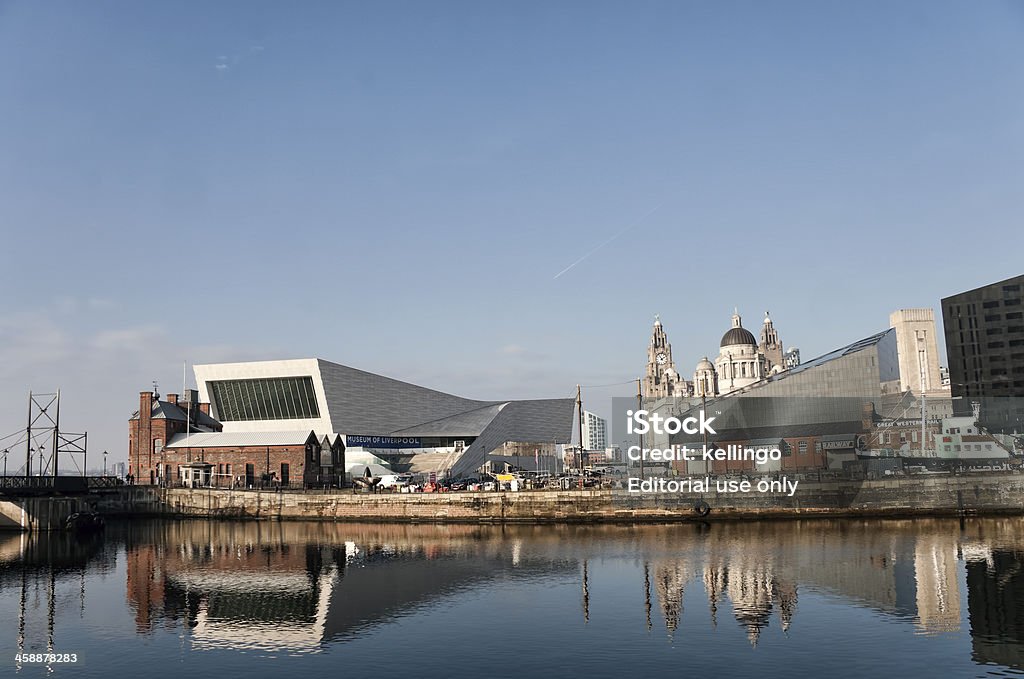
[1,518,1024,678]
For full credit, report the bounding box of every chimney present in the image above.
[139,391,154,481]
[861,402,876,430]
[198,402,210,415]
[167,393,178,405]
[140,391,153,425]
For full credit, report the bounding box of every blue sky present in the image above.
[1,1,1023,463]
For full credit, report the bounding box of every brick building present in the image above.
[669,431,861,475]
[129,389,222,485]
[129,389,344,488]
[164,430,343,488]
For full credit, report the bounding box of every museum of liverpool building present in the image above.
[129,358,575,487]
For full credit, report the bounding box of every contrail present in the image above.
[553,201,665,279]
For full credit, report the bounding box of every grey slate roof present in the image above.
[166,431,318,448]
[131,400,221,429]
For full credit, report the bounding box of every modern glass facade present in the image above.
[208,377,321,422]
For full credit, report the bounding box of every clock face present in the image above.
[656,352,667,365]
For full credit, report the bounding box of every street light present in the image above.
[37,444,45,477]
[103,451,108,476]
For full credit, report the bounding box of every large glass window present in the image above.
[209,377,320,421]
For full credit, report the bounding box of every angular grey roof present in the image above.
[449,399,575,477]
[316,360,574,474]
[775,328,894,380]
[318,359,499,434]
[390,403,507,437]
[166,431,318,449]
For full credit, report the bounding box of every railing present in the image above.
[0,476,126,495]
[86,476,126,489]
[0,476,61,491]
[158,477,343,491]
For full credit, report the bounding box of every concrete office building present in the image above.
[582,411,607,451]
[941,274,1024,432]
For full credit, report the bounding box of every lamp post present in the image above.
[2,448,7,477]
[637,378,644,479]
[103,451,108,476]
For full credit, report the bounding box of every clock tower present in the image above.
[644,315,688,398]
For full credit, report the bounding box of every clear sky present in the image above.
[1,1,1023,465]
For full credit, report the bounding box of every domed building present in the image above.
[693,356,717,398]
[693,309,790,396]
[715,310,766,393]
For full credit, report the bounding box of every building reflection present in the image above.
[653,558,688,637]
[639,520,957,644]
[961,518,1024,671]
[914,534,961,633]
[7,516,1024,669]
[123,522,576,652]
[118,519,980,651]
[701,556,797,646]
[966,551,1023,668]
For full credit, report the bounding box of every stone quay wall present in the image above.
[94,472,1024,523]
